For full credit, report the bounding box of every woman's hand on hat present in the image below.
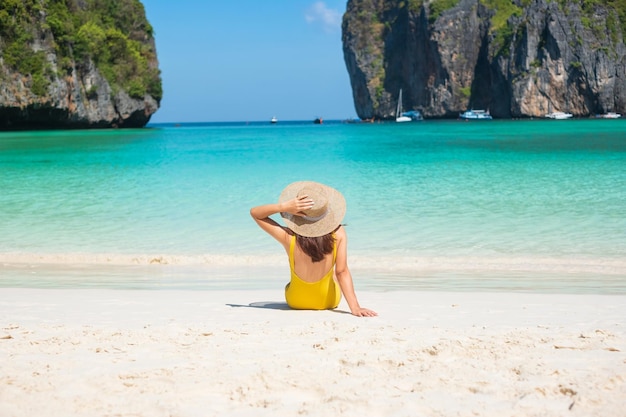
[282,195,314,216]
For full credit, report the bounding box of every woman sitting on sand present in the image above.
[250,181,377,317]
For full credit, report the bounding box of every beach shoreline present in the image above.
[2,257,626,295]
[1,288,624,416]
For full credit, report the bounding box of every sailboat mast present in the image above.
[396,89,402,118]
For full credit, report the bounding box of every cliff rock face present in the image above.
[342,0,626,119]
[0,0,161,129]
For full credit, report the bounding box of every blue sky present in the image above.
[141,1,356,123]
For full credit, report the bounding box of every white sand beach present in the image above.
[1,288,625,417]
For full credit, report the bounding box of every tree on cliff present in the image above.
[0,0,161,129]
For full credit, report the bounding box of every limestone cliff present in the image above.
[342,0,626,119]
[0,0,161,129]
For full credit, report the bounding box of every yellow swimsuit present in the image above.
[284,235,341,310]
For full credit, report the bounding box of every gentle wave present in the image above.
[2,252,625,275]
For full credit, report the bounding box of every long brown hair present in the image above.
[296,233,335,263]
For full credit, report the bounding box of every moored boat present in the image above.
[401,110,423,121]
[395,89,412,122]
[597,112,622,119]
[459,109,492,120]
[545,111,573,119]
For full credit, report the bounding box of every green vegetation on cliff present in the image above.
[423,0,626,49]
[576,0,626,43]
[0,0,161,100]
[429,0,460,22]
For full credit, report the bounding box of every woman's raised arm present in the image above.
[250,195,315,249]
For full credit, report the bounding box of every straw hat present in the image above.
[279,181,346,237]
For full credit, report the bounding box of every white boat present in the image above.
[599,112,622,119]
[395,89,412,122]
[545,111,573,120]
[270,116,277,124]
[459,109,492,120]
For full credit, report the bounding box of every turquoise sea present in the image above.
[1,119,625,293]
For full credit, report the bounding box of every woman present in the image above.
[250,181,377,317]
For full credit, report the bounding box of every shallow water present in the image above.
[1,119,624,292]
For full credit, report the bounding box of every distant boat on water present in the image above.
[401,110,423,121]
[596,112,622,119]
[314,117,323,124]
[395,89,412,122]
[394,89,422,122]
[270,116,278,124]
[545,111,573,120]
[459,109,492,120]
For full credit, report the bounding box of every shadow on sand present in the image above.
[226,301,351,314]
[226,301,291,310]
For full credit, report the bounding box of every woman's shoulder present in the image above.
[334,225,347,239]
